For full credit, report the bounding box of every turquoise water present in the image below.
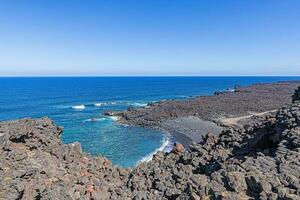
[0,76,299,167]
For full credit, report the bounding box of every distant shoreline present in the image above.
[109,80,300,146]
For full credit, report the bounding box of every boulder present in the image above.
[173,142,185,153]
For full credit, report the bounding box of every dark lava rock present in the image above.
[127,106,135,111]
[173,142,185,154]
[1,85,300,199]
[103,110,119,116]
[292,86,300,103]
[116,81,300,127]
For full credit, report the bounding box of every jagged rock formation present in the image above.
[1,87,300,199]
[131,100,300,199]
[0,118,130,199]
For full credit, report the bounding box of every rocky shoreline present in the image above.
[106,81,300,146]
[1,84,300,199]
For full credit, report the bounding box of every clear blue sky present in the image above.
[0,0,299,76]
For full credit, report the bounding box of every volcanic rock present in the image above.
[292,86,300,102]
[173,142,185,153]
[1,85,300,199]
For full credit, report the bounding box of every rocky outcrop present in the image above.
[130,99,300,199]
[292,86,300,102]
[111,81,300,127]
[1,86,300,199]
[0,118,132,199]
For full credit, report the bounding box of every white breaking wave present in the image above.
[95,101,148,107]
[72,105,85,110]
[107,116,119,121]
[94,102,106,107]
[94,102,118,107]
[83,118,106,122]
[137,137,170,165]
[132,102,148,107]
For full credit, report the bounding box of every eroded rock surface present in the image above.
[1,87,300,199]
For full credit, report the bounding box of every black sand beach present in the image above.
[107,81,300,146]
[1,84,300,199]
[160,117,224,147]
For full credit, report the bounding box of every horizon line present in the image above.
[0,74,300,78]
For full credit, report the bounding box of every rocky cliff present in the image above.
[1,88,300,199]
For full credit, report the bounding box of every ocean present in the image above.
[0,76,299,167]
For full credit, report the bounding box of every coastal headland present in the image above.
[106,81,300,146]
[1,81,300,199]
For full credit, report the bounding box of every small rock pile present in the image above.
[1,88,300,199]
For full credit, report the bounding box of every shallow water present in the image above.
[0,76,299,167]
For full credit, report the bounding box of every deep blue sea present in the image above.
[0,76,299,167]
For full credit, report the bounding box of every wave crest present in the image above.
[72,105,85,110]
[107,116,119,121]
[94,102,107,107]
[132,102,148,107]
[137,136,170,165]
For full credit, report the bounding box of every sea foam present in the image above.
[83,118,106,122]
[137,136,170,165]
[94,102,118,106]
[94,103,105,107]
[72,105,85,110]
[107,116,119,121]
[132,102,148,107]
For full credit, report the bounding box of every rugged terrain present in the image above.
[110,81,300,127]
[107,81,300,146]
[1,86,300,199]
